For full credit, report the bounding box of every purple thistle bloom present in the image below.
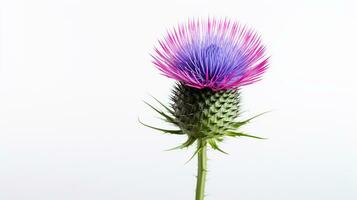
[152,18,269,91]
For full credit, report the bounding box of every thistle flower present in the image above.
[141,18,269,200]
[152,18,268,91]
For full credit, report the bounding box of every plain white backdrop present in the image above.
[1,0,356,199]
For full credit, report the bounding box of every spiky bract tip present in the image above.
[141,83,266,153]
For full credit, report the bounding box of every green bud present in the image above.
[171,83,240,139]
[140,82,266,152]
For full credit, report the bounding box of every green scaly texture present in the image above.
[171,83,240,140]
[140,82,266,152]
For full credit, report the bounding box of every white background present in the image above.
[1,0,356,199]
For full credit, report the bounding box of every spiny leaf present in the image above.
[138,118,184,135]
[166,137,196,151]
[225,131,266,139]
[208,139,228,154]
[150,95,175,115]
[143,101,177,125]
[232,111,271,129]
[185,144,202,164]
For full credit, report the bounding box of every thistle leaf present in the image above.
[150,95,175,115]
[166,137,196,151]
[232,111,270,129]
[208,139,228,154]
[143,101,177,125]
[185,144,202,164]
[138,118,184,135]
[225,131,266,139]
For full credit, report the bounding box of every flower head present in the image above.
[152,18,269,91]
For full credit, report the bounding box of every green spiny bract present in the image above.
[140,82,266,153]
[171,83,240,139]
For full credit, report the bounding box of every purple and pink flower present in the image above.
[152,18,269,91]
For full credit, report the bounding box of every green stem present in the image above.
[195,139,207,200]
